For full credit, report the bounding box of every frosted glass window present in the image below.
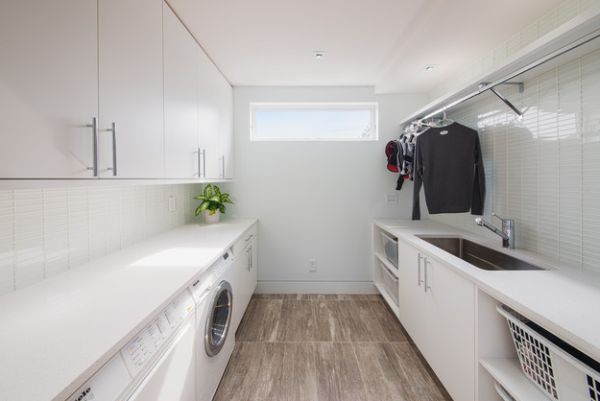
[250,102,378,141]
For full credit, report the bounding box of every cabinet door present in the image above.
[97,0,164,178]
[396,241,427,350]
[197,49,222,180]
[218,78,233,179]
[0,0,98,178]
[163,4,200,179]
[423,256,475,401]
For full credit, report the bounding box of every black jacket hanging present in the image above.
[412,123,485,220]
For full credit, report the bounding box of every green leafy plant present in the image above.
[194,184,233,216]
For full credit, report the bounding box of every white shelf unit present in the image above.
[480,358,552,401]
[375,252,399,278]
[398,4,600,126]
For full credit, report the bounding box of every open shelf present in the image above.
[480,358,552,401]
[374,281,399,315]
[375,252,399,278]
[399,4,600,126]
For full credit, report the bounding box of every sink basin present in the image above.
[416,236,545,271]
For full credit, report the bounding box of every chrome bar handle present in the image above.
[86,117,99,176]
[110,122,117,176]
[424,258,431,292]
[417,253,424,286]
[197,148,202,178]
[202,149,206,178]
[101,123,117,176]
[220,155,225,179]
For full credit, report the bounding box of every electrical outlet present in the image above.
[168,196,177,212]
[386,191,399,204]
[308,258,317,272]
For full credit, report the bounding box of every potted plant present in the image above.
[194,184,233,224]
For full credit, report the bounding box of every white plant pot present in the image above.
[203,210,221,224]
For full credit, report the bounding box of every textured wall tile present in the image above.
[0,191,15,295]
[14,189,44,287]
[44,188,69,277]
[67,187,89,268]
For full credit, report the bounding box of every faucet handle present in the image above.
[492,212,506,223]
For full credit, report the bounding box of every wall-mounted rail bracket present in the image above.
[479,82,525,118]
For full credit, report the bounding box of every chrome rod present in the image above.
[86,117,99,176]
[414,28,600,124]
[424,258,431,292]
[198,148,202,178]
[202,149,206,178]
[110,122,117,176]
[417,253,424,286]
[489,88,523,117]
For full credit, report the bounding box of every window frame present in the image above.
[249,102,379,142]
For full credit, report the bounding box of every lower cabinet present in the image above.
[396,237,475,401]
[230,228,258,332]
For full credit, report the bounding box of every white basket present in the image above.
[498,305,600,401]
[377,262,399,306]
[380,231,398,269]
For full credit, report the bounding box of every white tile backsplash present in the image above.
[0,184,201,295]
[434,48,600,273]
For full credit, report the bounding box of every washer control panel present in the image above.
[66,355,131,401]
[120,290,194,377]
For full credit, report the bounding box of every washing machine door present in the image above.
[205,281,233,357]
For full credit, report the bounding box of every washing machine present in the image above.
[190,249,236,401]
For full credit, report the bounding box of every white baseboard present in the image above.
[255,281,377,294]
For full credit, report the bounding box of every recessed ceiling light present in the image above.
[313,51,327,59]
[424,64,435,71]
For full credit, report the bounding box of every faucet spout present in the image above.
[475,215,515,249]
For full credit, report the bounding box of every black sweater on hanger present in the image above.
[412,122,485,220]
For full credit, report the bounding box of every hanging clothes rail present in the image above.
[403,19,600,127]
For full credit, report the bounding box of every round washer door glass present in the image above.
[205,281,232,356]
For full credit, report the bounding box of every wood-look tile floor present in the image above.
[213,294,452,401]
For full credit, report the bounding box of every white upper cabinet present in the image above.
[97,0,165,178]
[218,77,233,180]
[0,0,99,178]
[163,4,200,179]
[197,50,222,180]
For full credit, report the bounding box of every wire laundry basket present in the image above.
[498,305,600,401]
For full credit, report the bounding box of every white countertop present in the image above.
[0,218,257,401]
[374,219,600,364]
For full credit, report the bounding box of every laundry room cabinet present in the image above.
[230,227,258,331]
[97,0,165,178]
[0,0,233,181]
[0,0,99,178]
[393,235,476,401]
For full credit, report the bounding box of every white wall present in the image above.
[432,47,600,273]
[228,86,427,293]
[0,183,201,295]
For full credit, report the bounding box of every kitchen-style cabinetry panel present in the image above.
[421,255,475,401]
[218,80,234,180]
[163,4,200,179]
[97,0,164,178]
[394,236,475,401]
[197,51,233,180]
[230,229,258,331]
[0,0,99,178]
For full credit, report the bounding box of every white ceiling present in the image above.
[167,0,561,94]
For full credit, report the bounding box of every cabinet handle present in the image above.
[197,148,202,178]
[221,155,225,179]
[202,149,206,178]
[244,234,254,242]
[110,122,117,176]
[101,122,117,176]
[424,258,431,293]
[417,253,425,286]
[86,117,98,176]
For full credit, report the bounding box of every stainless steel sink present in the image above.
[416,236,545,271]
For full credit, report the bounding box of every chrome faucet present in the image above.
[475,213,515,249]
